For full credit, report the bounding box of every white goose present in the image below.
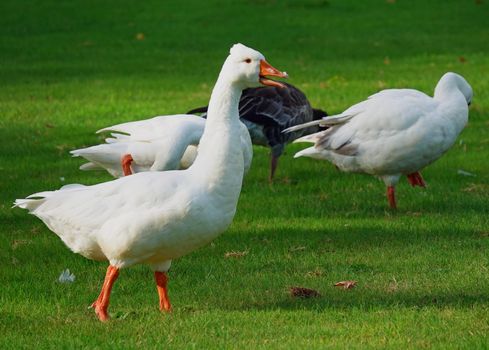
[285,72,472,208]
[71,114,253,177]
[14,43,288,321]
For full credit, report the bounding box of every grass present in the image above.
[1,0,489,348]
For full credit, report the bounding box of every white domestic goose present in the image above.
[14,43,287,321]
[284,72,472,208]
[70,114,253,177]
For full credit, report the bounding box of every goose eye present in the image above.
[244,58,252,64]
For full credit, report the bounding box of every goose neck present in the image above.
[206,78,242,125]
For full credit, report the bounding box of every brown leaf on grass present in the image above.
[334,280,357,289]
[289,287,321,298]
[280,176,298,185]
[305,268,323,278]
[12,239,32,250]
[56,144,71,156]
[387,277,398,293]
[224,250,248,258]
[462,183,489,193]
[135,33,145,41]
[384,57,391,65]
[458,56,467,63]
[316,192,329,201]
[319,81,329,89]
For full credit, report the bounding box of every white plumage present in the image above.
[14,43,288,321]
[71,114,253,177]
[286,72,472,208]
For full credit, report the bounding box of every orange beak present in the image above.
[259,60,288,88]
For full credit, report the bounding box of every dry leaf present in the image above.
[55,144,70,153]
[387,277,398,293]
[384,57,391,65]
[319,81,329,89]
[334,280,357,289]
[458,56,467,63]
[317,192,328,201]
[289,287,321,298]
[135,33,145,41]
[462,183,488,193]
[224,250,248,258]
[305,268,323,278]
[289,246,306,252]
[12,239,32,250]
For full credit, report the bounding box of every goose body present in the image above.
[188,82,327,181]
[287,72,472,208]
[15,43,288,321]
[71,114,252,177]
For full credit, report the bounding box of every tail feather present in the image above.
[14,184,86,211]
[283,120,322,133]
[13,198,43,211]
[14,192,51,210]
[96,126,129,134]
[283,112,354,133]
[293,131,324,144]
[70,143,128,162]
[293,147,318,159]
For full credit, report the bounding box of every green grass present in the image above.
[1,0,489,348]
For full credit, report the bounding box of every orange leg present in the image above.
[387,185,397,209]
[121,154,134,176]
[91,282,106,309]
[154,271,171,312]
[407,171,426,187]
[92,265,120,322]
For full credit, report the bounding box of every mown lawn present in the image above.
[1,0,488,348]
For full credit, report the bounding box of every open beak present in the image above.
[259,60,288,88]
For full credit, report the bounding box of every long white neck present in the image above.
[433,75,469,132]
[190,70,245,210]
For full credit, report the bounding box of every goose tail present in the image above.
[284,112,355,133]
[293,131,324,144]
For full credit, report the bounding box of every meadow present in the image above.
[1,0,488,348]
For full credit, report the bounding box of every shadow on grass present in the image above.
[213,291,489,313]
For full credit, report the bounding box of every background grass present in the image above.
[1,0,489,348]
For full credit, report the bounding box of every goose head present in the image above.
[435,72,473,106]
[221,43,288,89]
